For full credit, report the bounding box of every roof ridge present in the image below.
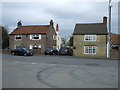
[76,23,104,25]
[22,25,50,27]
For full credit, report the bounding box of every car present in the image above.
[59,47,73,56]
[11,48,33,56]
[45,48,58,55]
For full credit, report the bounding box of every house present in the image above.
[56,24,62,50]
[9,20,57,54]
[73,16,108,58]
[110,33,120,57]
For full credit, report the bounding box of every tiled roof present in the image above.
[73,23,107,35]
[10,25,50,35]
[111,33,120,45]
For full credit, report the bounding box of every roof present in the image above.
[10,25,50,35]
[111,33,120,45]
[73,23,107,35]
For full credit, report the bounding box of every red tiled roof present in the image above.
[10,25,50,35]
[111,33,120,45]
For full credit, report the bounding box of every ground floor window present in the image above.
[15,45,23,49]
[29,44,41,49]
[84,46,96,54]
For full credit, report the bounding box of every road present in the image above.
[2,53,118,88]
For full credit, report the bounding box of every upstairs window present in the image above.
[30,34,41,40]
[84,35,97,41]
[15,35,22,40]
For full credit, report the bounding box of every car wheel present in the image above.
[24,53,27,56]
[11,52,15,55]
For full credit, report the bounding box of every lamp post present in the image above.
[107,0,112,58]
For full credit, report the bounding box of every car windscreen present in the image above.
[46,48,53,52]
[60,47,67,51]
[23,48,31,52]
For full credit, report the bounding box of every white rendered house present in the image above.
[56,24,62,50]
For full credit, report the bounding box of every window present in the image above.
[84,35,97,41]
[30,34,41,40]
[53,35,56,40]
[15,45,23,49]
[15,35,22,40]
[84,46,96,54]
[112,45,119,50]
[29,45,41,49]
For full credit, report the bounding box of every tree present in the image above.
[1,26,9,49]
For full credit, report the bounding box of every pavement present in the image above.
[2,53,119,88]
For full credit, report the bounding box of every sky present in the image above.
[1,0,119,38]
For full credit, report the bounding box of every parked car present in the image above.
[11,48,33,56]
[59,47,73,56]
[45,48,58,55]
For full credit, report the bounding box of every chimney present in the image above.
[17,21,22,28]
[103,16,107,25]
[56,24,59,32]
[50,19,54,26]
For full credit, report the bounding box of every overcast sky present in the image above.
[1,0,119,38]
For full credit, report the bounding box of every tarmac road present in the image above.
[2,53,118,88]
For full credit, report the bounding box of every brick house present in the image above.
[110,33,120,57]
[73,16,108,58]
[9,20,56,54]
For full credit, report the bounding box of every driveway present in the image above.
[2,54,118,88]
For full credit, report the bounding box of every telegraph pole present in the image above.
[107,0,112,58]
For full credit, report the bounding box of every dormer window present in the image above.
[84,35,97,41]
[15,35,22,40]
[30,34,41,40]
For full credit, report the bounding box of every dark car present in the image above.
[11,48,33,56]
[45,48,58,55]
[59,47,73,56]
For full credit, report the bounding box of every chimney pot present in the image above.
[56,24,59,31]
[103,16,107,25]
[17,21,22,28]
[50,19,54,26]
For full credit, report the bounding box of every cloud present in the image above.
[1,1,118,37]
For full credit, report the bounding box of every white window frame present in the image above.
[15,45,23,49]
[15,35,22,40]
[84,35,97,41]
[53,35,56,40]
[84,46,97,54]
[29,45,41,49]
[30,34,41,40]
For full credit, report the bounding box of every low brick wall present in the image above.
[111,50,120,56]
[1,49,11,54]
[31,49,41,54]
[0,49,2,53]
[110,50,120,59]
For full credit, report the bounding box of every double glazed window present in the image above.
[15,35,22,40]
[84,35,97,41]
[30,34,41,40]
[84,46,96,54]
